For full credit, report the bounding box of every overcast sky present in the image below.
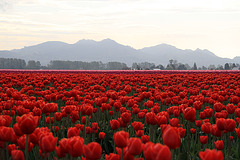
[0,0,240,58]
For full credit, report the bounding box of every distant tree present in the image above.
[232,63,236,68]
[178,64,187,70]
[156,64,165,70]
[208,64,216,70]
[0,58,26,69]
[224,63,230,70]
[166,59,176,70]
[132,62,138,70]
[193,62,197,70]
[169,59,173,65]
[216,65,224,70]
[26,60,41,69]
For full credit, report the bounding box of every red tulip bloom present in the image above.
[145,112,157,125]
[224,118,236,132]
[190,128,196,134]
[226,104,236,114]
[110,119,120,130]
[11,150,25,160]
[201,122,212,134]
[169,118,179,127]
[195,120,202,128]
[0,115,12,127]
[141,135,150,144]
[214,102,224,112]
[193,101,203,110]
[39,133,58,153]
[199,149,224,160]
[236,128,240,139]
[16,114,38,134]
[183,107,196,122]
[131,121,144,131]
[214,140,224,150]
[113,131,129,148]
[58,138,69,154]
[0,126,17,142]
[68,136,84,157]
[67,127,80,138]
[235,108,240,117]
[177,127,186,138]
[8,144,18,156]
[210,124,222,137]
[105,153,120,160]
[162,126,181,149]
[54,112,63,121]
[156,115,168,126]
[127,138,142,155]
[99,132,105,140]
[17,135,34,152]
[84,142,102,160]
[216,118,225,131]
[81,104,93,116]
[200,136,208,144]
[143,142,171,160]
[121,112,131,124]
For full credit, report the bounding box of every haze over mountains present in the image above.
[0,39,239,67]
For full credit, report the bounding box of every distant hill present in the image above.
[0,39,239,66]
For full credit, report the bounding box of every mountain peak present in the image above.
[100,38,117,44]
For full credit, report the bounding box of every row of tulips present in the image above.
[0,71,240,160]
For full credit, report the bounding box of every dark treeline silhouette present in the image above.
[0,58,239,70]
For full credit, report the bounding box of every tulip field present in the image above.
[1,69,240,160]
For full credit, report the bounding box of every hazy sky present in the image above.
[0,0,240,58]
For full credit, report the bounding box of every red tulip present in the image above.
[183,107,196,122]
[58,138,69,154]
[195,120,202,128]
[68,136,84,157]
[199,149,224,160]
[11,150,25,160]
[113,131,129,148]
[110,119,120,130]
[99,132,105,140]
[141,135,150,144]
[216,118,225,131]
[16,114,38,134]
[83,142,102,160]
[39,133,58,153]
[169,118,179,127]
[8,144,18,156]
[81,104,93,116]
[121,112,131,124]
[143,142,171,160]
[193,101,203,110]
[226,104,236,114]
[201,122,212,134]
[131,121,144,131]
[17,135,34,152]
[200,136,208,144]
[235,128,240,139]
[162,126,181,149]
[105,153,120,160]
[67,127,80,138]
[145,112,156,125]
[224,118,236,132]
[127,138,142,155]
[214,140,224,150]
[0,126,17,142]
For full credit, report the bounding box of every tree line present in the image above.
[0,58,239,70]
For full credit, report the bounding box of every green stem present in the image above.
[25,134,29,160]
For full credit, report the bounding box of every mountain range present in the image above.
[0,38,239,67]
